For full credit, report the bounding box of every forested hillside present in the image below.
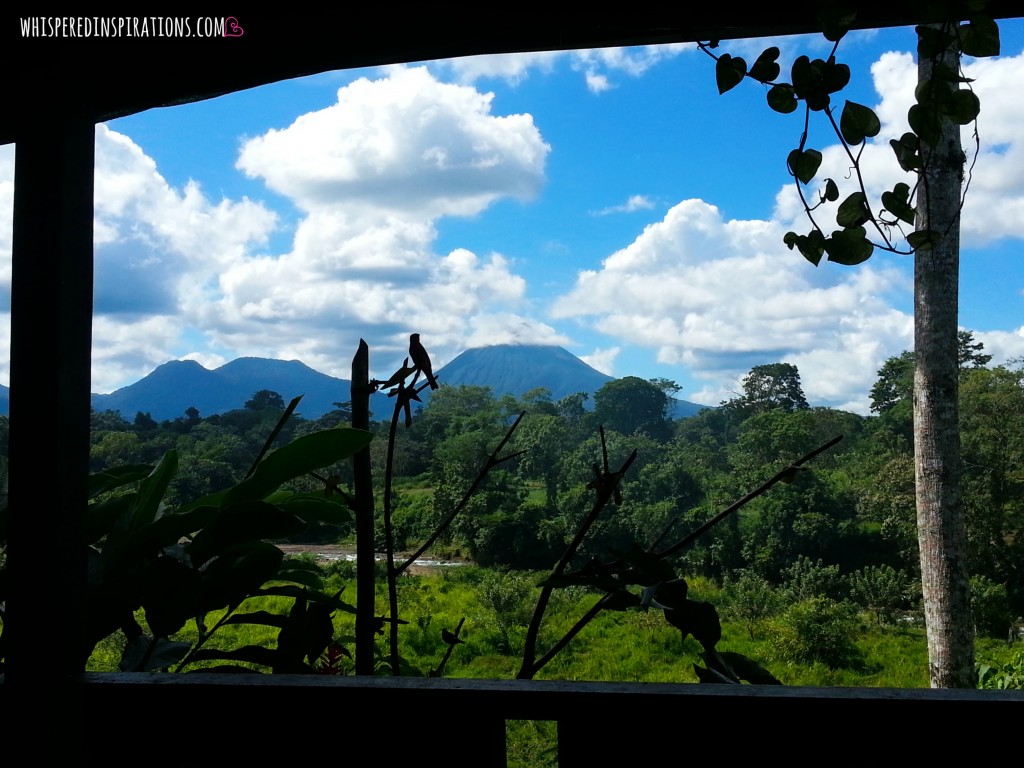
[77,335,1024,640]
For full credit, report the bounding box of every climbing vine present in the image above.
[699,4,1000,266]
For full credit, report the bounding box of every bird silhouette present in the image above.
[409,333,439,389]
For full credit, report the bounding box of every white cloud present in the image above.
[974,327,1024,365]
[0,66,557,393]
[580,346,620,376]
[464,314,572,351]
[585,72,612,93]
[438,51,562,84]
[592,195,656,216]
[432,44,691,92]
[236,66,549,218]
[553,199,912,412]
[155,67,555,384]
[91,315,187,393]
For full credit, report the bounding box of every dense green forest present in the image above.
[78,334,1024,648]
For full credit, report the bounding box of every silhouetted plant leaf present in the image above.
[823,178,839,202]
[119,635,191,672]
[198,541,283,613]
[836,191,871,227]
[908,102,942,147]
[908,229,940,251]
[881,182,916,225]
[143,555,202,637]
[125,449,178,534]
[767,83,798,113]
[608,544,677,585]
[749,47,780,83]
[255,585,356,614]
[916,24,956,58]
[305,599,335,663]
[825,226,873,265]
[225,428,372,505]
[84,494,132,545]
[664,599,722,651]
[188,644,281,668]
[839,101,880,145]
[718,651,783,684]
[716,53,747,93]
[947,89,981,124]
[272,493,352,525]
[603,589,642,611]
[190,501,305,566]
[88,464,153,498]
[106,505,217,570]
[274,563,325,591]
[787,148,822,184]
[960,16,1000,57]
[818,5,856,42]
[784,229,826,266]
[890,132,923,172]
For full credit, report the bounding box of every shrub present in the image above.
[781,556,846,602]
[723,570,784,639]
[770,597,861,668]
[971,575,1014,638]
[848,564,916,625]
[475,570,536,654]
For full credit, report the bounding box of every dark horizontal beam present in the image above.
[64,673,1023,765]
[5,4,1024,143]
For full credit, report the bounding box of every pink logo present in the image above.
[224,17,244,37]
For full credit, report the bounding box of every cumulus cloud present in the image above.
[0,66,556,394]
[236,66,549,218]
[553,199,912,412]
[91,315,192,394]
[974,327,1024,365]
[580,346,620,376]
[592,195,656,216]
[211,67,558,379]
[83,126,280,391]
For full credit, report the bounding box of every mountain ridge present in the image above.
[87,345,707,421]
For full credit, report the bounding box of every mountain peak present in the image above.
[436,344,612,403]
[88,347,706,422]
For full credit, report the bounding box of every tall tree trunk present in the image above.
[913,31,975,688]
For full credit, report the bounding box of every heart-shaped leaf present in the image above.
[767,83,798,114]
[890,132,923,172]
[881,182,916,225]
[837,191,870,227]
[960,16,1000,57]
[749,47,781,83]
[716,54,747,94]
[818,6,857,42]
[916,25,956,58]
[908,103,942,148]
[947,89,981,124]
[821,58,851,94]
[908,229,941,251]
[840,101,881,145]
[825,226,873,265]
[787,148,822,184]
[784,229,826,266]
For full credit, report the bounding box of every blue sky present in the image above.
[3,22,1024,413]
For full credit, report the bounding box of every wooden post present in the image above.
[351,339,376,674]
